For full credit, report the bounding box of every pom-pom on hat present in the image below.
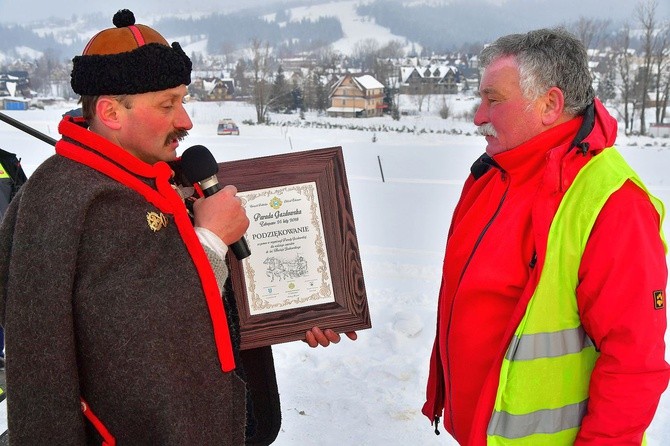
[70,9,191,96]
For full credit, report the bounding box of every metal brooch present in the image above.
[146,211,168,232]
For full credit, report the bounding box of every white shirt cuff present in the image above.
[195,227,229,259]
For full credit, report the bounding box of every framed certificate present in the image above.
[218,147,371,350]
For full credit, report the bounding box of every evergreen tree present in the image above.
[596,71,617,104]
[315,77,329,112]
[233,59,249,97]
[270,65,292,112]
[302,70,318,111]
[291,79,304,111]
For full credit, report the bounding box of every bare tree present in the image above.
[635,0,660,135]
[373,41,404,82]
[661,64,670,123]
[566,17,611,58]
[652,25,669,124]
[352,38,381,72]
[217,41,237,68]
[250,39,273,124]
[378,40,405,60]
[439,97,451,120]
[313,44,341,71]
[412,81,431,113]
[31,48,62,96]
[615,24,636,135]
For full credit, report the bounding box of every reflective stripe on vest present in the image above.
[487,147,665,445]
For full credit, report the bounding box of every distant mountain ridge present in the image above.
[0,3,349,64]
[359,0,669,52]
[0,0,667,64]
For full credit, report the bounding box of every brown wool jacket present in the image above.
[0,117,280,445]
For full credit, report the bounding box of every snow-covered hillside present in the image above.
[5,0,667,63]
[272,0,421,55]
[0,98,668,444]
[0,0,421,62]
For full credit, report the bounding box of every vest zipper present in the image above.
[444,171,510,438]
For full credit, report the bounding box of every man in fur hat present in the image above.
[0,9,351,445]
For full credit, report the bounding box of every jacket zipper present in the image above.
[444,170,510,438]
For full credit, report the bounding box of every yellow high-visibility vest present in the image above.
[487,147,665,445]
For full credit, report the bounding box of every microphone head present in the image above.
[180,145,219,184]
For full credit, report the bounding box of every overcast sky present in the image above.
[1,0,668,26]
[0,0,275,24]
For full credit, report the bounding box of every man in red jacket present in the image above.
[423,28,669,445]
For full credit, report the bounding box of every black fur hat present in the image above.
[70,9,191,95]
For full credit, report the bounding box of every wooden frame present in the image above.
[218,147,370,350]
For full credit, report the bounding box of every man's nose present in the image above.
[473,101,486,126]
[175,103,193,130]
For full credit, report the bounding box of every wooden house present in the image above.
[400,64,461,94]
[327,74,386,118]
[0,71,31,99]
[189,77,235,101]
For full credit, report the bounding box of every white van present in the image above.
[217,119,240,135]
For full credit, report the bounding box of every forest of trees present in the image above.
[153,12,343,56]
[0,9,344,63]
[357,0,669,54]
[0,23,72,57]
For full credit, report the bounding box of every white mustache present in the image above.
[477,123,497,138]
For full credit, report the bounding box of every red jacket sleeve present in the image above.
[575,180,669,444]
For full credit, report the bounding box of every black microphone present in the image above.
[180,144,251,260]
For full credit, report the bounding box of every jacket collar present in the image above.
[57,114,169,180]
[470,117,582,180]
[569,101,595,155]
[469,98,617,180]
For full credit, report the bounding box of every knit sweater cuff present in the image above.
[195,227,229,293]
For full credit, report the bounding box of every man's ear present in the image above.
[541,87,566,126]
[95,96,122,130]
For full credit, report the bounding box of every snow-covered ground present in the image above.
[0,99,668,444]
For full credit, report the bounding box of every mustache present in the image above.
[165,129,189,145]
[477,123,497,138]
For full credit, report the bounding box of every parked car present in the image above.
[217,118,240,135]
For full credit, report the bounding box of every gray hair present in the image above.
[480,28,594,116]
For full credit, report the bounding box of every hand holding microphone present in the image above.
[181,145,251,260]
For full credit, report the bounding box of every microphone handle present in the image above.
[199,181,251,260]
[228,236,251,260]
[201,182,222,197]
